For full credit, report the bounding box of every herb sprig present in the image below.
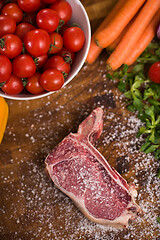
[107,41,160,177]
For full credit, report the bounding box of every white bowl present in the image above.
[0,0,91,100]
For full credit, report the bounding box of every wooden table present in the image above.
[0,1,160,239]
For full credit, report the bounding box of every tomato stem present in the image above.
[33,57,39,67]
[55,20,65,33]
[48,37,61,53]
[21,78,28,87]
[0,81,6,88]
[62,52,73,64]
[62,71,68,79]
[22,43,26,54]
[70,23,80,28]
[0,38,6,49]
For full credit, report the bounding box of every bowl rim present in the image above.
[0,0,91,101]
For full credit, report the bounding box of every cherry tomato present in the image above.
[2,3,23,23]
[148,61,160,84]
[40,69,64,91]
[49,32,63,54]
[44,55,71,76]
[42,0,57,3]
[34,53,48,70]
[0,15,16,38]
[15,22,35,41]
[0,34,23,59]
[24,29,51,57]
[0,55,12,83]
[50,0,72,24]
[1,74,24,95]
[63,27,85,52]
[17,0,41,12]
[36,8,60,33]
[57,47,75,65]
[12,54,36,78]
[26,72,44,94]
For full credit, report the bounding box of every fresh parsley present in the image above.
[108,41,160,177]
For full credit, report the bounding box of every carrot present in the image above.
[95,0,146,49]
[86,0,126,64]
[124,9,160,65]
[107,0,160,70]
[106,31,125,52]
[107,16,135,51]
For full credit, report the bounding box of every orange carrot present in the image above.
[106,31,125,52]
[124,9,160,65]
[107,0,160,70]
[95,0,146,49]
[86,0,126,64]
[107,16,135,51]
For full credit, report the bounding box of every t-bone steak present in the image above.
[45,107,142,228]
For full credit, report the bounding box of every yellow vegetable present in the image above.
[0,97,9,144]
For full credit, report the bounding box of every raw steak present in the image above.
[45,107,142,228]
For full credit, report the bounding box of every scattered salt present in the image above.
[0,58,159,240]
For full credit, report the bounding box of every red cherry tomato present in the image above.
[1,74,24,95]
[36,8,60,33]
[24,29,51,57]
[12,54,36,78]
[50,0,72,24]
[34,53,48,70]
[15,22,35,41]
[40,69,64,91]
[63,27,85,52]
[0,55,12,83]
[0,15,16,38]
[17,0,41,12]
[49,32,63,54]
[1,3,23,23]
[0,34,23,59]
[26,72,45,94]
[57,47,75,65]
[44,55,71,76]
[148,61,160,84]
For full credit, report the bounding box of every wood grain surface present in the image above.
[0,1,160,240]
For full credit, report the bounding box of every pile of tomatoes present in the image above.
[0,0,85,95]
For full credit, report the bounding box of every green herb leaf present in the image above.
[123,64,129,73]
[140,142,151,152]
[109,38,160,180]
[131,79,143,89]
[124,90,132,99]
[133,96,143,111]
[132,63,144,74]
[144,144,159,154]
[143,88,155,100]
[118,80,126,92]
[106,73,113,79]
[155,149,160,160]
